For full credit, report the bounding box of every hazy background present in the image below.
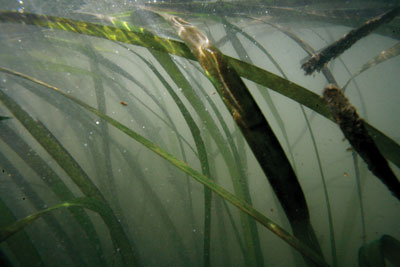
[0,1,399,266]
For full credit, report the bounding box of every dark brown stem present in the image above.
[302,6,400,75]
[323,84,400,201]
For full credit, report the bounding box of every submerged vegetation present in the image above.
[0,1,399,266]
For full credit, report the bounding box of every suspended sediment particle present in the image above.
[302,6,400,75]
[323,84,400,201]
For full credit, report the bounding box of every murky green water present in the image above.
[0,1,399,266]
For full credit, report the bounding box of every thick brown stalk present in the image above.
[302,6,400,75]
[323,85,400,201]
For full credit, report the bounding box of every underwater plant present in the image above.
[0,1,399,266]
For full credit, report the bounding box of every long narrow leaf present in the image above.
[0,66,329,266]
[0,11,398,168]
[131,49,212,266]
[145,48,262,266]
[0,123,105,265]
[0,198,44,266]
[0,85,140,267]
[0,152,87,266]
[165,15,323,265]
[0,197,128,245]
[343,42,400,91]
